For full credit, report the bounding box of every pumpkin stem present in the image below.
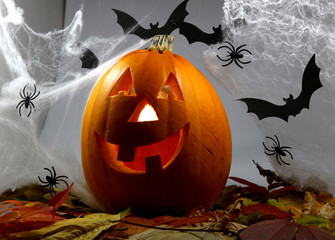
[147,35,174,53]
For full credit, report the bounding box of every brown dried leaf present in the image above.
[303,192,335,220]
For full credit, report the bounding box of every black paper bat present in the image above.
[177,22,226,45]
[238,54,322,122]
[112,0,189,39]
[79,47,99,69]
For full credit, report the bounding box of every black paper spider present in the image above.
[38,167,69,196]
[16,83,40,117]
[263,135,293,165]
[217,41,252,69]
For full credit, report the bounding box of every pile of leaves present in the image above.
[1,162,335,239]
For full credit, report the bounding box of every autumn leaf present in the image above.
[267,196,303,220]
[215,185,243,209]
[0,184,74,234]
[10,209,130,240]
[127,228,235,240]
[239,219,298,240]
[239,219,335,240]
[103,216,156,239]
[242,203,291,220]
[296,214,330,228]
[295,225,335,240]
[229,176,296,201]
[303,191,335,220]
[229,177,269,197]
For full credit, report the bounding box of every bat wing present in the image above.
[238,98,291,121]
[177,22,223,45]
[112,9,153,39]
[292,54,322,113]
[238,54,322,122]
[158,0,189,34]
[79,47,99,69]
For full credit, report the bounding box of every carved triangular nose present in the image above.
[128,98,159,122]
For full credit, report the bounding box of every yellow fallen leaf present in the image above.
[10,209,130,240]
[267,193,304,220]
[303,191,335,220]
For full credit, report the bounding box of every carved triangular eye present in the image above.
[128,98,159,122]
[109,68,135,96]
[158,73,184,101]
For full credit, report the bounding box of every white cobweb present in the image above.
[0,0,148,208]
[204,0,335,193]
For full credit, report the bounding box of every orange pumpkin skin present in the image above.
[81,39,231,215]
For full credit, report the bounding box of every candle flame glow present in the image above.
[138,104,158,122]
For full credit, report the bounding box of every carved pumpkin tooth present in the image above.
[145,155,163,175]
[117,145,135,162]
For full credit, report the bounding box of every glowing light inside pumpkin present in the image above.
[137,104,158,122]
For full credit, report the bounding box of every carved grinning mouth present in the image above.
[95,123,189,174]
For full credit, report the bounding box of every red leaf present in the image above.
[242,204,291,219]
[239,219,298,240]
[268,182,283,191]
[229,177,269,195]
[152,215,179,226]
[48,183,73,209]
[269,186,296,198]
[295,226,335,240]
[48,183,73,221]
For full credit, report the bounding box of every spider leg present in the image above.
[264,151,276,156]
[49,185,55,197]
[30,101,36,111]
[44,167,54,178]
[17,103,24,116]
[55,175,69,180]
[282,149,293,159]
[56,179,69,188]
[218,44,233,53]
[266,136,278,148]
[237,58,251,65]
[38,176,49,184]
[262,142,273,152]
[221,58,234,67]
[217,54,232,62]
[235,44,248,52]
[19,91,24,99]
[223,41,236,52]
[27,104,33,117]
[16,100,24,109]
[238,48,252,55]
[234,59,243,69]
[32,84,37,97]
[31,91,40,100]
[22,84,28,98]
[40,183,51,187]
[278,154,290,165]
[273,135,281,147]
[51,166,57,178]
[275,154,282,165]
[281,146,292,150]
[31,86,40,100]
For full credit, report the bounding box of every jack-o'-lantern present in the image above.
[81,35,232,215]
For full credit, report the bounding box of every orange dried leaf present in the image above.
[242,203,291,219]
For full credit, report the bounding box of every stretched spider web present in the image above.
[204,0,335,193]
[0,0,148,208]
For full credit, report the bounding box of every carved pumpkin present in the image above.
[81,35,232,215]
